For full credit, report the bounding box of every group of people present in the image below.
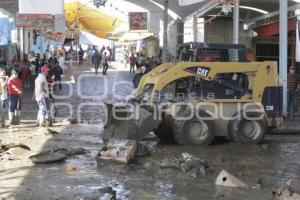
[0,52,64,127]
[88,46,112,75]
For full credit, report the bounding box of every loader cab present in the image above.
[177,43,248,62]
[159,72,250,102]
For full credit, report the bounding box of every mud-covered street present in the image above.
[0,63,300,200]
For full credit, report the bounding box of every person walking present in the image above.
[128,53,136,73]
[52,61,63,91]
[21,63,31,89]
[33,66,51,127]
[0,68,8,127]
[102,52,109,75]
[7,70,23,126]
[78,45,84,65]
[288,65,300,117]
[92,47,100,75]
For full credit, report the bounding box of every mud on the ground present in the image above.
[0,63,299,200]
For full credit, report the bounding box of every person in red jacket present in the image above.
[7,70,23,125]
[21,63,31,89]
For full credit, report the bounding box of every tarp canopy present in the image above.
[64,2,123,38]
[118,32,153,42]
[79,31,110,47]
[0,17,15,46]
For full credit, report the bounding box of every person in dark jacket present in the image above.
[52,61,63,91]
[78,45,84,65]
[92,47,100,75]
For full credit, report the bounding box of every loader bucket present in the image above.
[102,102,161,141]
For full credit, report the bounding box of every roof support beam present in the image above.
[279,0,288,116]
[245,4,300,27]
[185,0,224,20]
[233,0,239,44]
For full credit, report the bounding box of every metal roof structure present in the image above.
[124,0,299,21]
[1,0,299,22]
[0,0,18,15]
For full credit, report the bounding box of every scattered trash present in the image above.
[135,142,151,157]
[98,187,116,200]
[30,151,67,163]
[160,153,208,178]
[81,187,116,200]
[251,178,263,190]
[56,148,87,156]
[62,118,78,125]
[30,148,87,163]
[0,143,31,153]
[0,142,31,160]
[215,170,248,188]
[45,128,61,135]
[274,179,300,200]
[96,140,137,165]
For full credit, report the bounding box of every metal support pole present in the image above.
[193,16,198,42]
[162,0,168,63]
[280,0,288,116]
[19,28,24,61]
[233,0,239,44]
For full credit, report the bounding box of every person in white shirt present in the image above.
[58,53,66,71]
[102,47,111,59]
[33,65,51,127]
[0,68,8,127]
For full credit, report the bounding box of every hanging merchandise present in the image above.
[296,15,300,63]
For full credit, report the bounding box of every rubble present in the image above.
[159,153,208,178]
[30,151,67,163]
[30,147,87,163]
[215,170,248,188]
[274,179,300,200]
[135,142,151,157]
[45,128,61,135]
[0,142,31,153]
[62,118,79,125]
[0,142,31,160]
[81,187,117,200]
[96,140,137,165]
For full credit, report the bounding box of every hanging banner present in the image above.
[296,16,300,62]
[42,31,66,44]
[129,12,148,31]
[16,14,54,30]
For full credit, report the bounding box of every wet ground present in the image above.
[0,62,300,200]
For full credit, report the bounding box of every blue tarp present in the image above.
[31,35,61,54]
[0,17,15,46]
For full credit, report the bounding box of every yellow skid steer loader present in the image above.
[102,61,282,145]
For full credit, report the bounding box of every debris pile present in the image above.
[30,147,87,163]
[274,179,300,200]
[215,170,248,188]
[0,141,31,160]
[96,140,137,164]
[160,153,208,178]
[80,187,116,200]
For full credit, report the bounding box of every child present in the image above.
[7,70,23,126]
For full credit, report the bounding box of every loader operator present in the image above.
[288,65,300,117]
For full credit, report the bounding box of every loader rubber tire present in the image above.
[173,109,215,145]
[228,112,266,144]
[153,114,176,144]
